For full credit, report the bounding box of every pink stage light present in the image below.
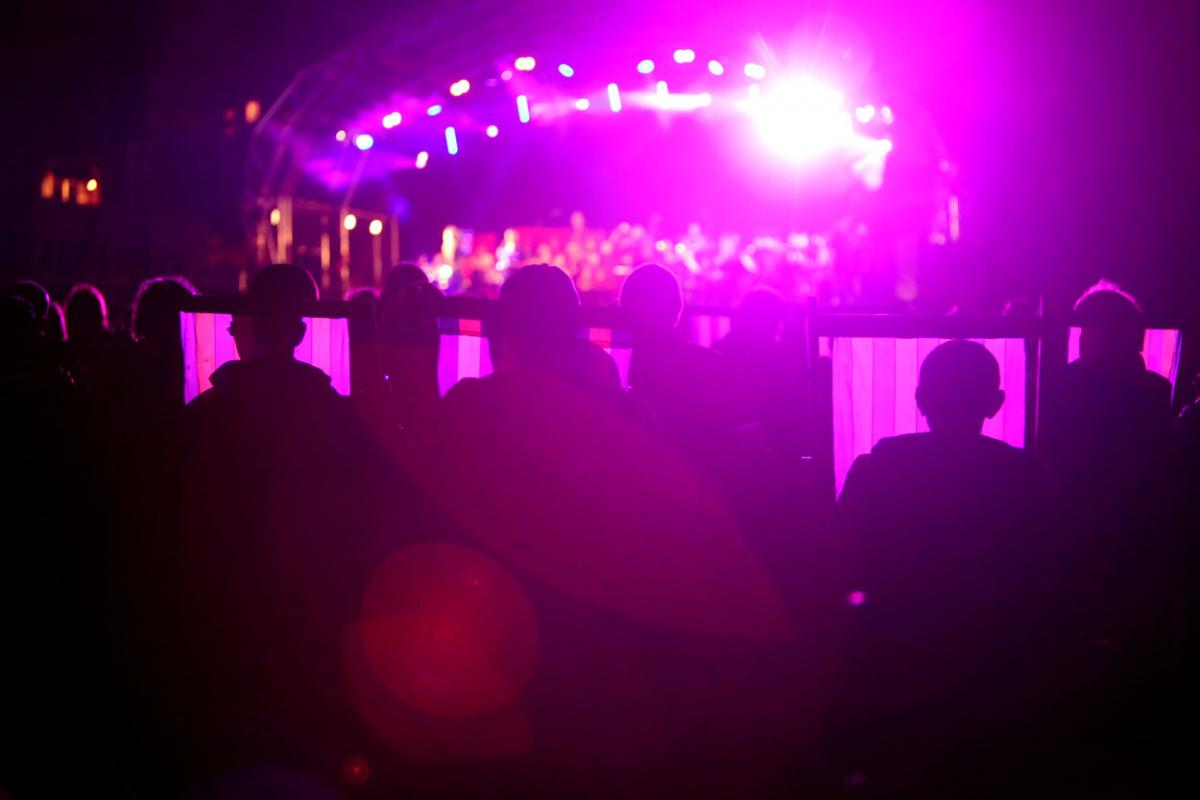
[607,83,622,112]
[746,76,853,162]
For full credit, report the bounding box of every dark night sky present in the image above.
[1,0,1197,310]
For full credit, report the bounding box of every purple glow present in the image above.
[848,591,867,607]
[445,126,458,155]
[354,133,374,151]
[516,94,530,123]
[637,58,655,75]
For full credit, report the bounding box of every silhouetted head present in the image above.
[65,283,109,343]
[731,287,785,343]
[45,301,66,341]
[620,263,683,333]
[493,264,580,371]
[382,264,429,301]
[232,264,318,360]
[133,276,197,344]
[8,280,50,321]
[1073,282,1144,366]
[916,340,1004,436]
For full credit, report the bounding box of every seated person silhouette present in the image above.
[830,339,1047,795]
[170,264,394,788]
[374,264,443,449]
[433,265,790,796]
[715,287,805,447]
[1038,287,1182,784]
[1043,283,1173,496]
[620,263,735,469]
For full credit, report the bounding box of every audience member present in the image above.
[830,339,1049,795]
[168,264,401,791]
[621,263,736,469]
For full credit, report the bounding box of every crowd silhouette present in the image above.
[1,263,1196,798]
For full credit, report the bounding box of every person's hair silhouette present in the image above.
[619,263,684,332]
[1073,283,1144,366]
[133,276,196,345]
[915,339,1005,436]
[492,263,581,373]
[231,264,318,360]
[65,283,110,343]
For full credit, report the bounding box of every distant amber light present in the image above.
[245,99,262,124]
[343,213,358,231]
[86,179,98,192]
[269,207,281,226]
[368,219,384,236]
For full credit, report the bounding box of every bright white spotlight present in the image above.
[415,151,429,169]
[427,104,443,116]
[354,133,374,151]
[558,63,574,77]
[708,60,724,76]
[637,59,655,74]
[880,105,894,124]
[369,219,384,236]
[746,76,854,162]
[744,62,766,80]
[343,213,357,231]
[673,49,695,64]
[514,56,536,71]
[855,105,876,123]
[382,111,402,128]
[486,124,499,138]
[575,98,590,111]
[335,129,347,142]
[445,126,458,155]
[607,83,622,112]
[516,94,530,123]
[269,207,280,226]
[450,79,471,96]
